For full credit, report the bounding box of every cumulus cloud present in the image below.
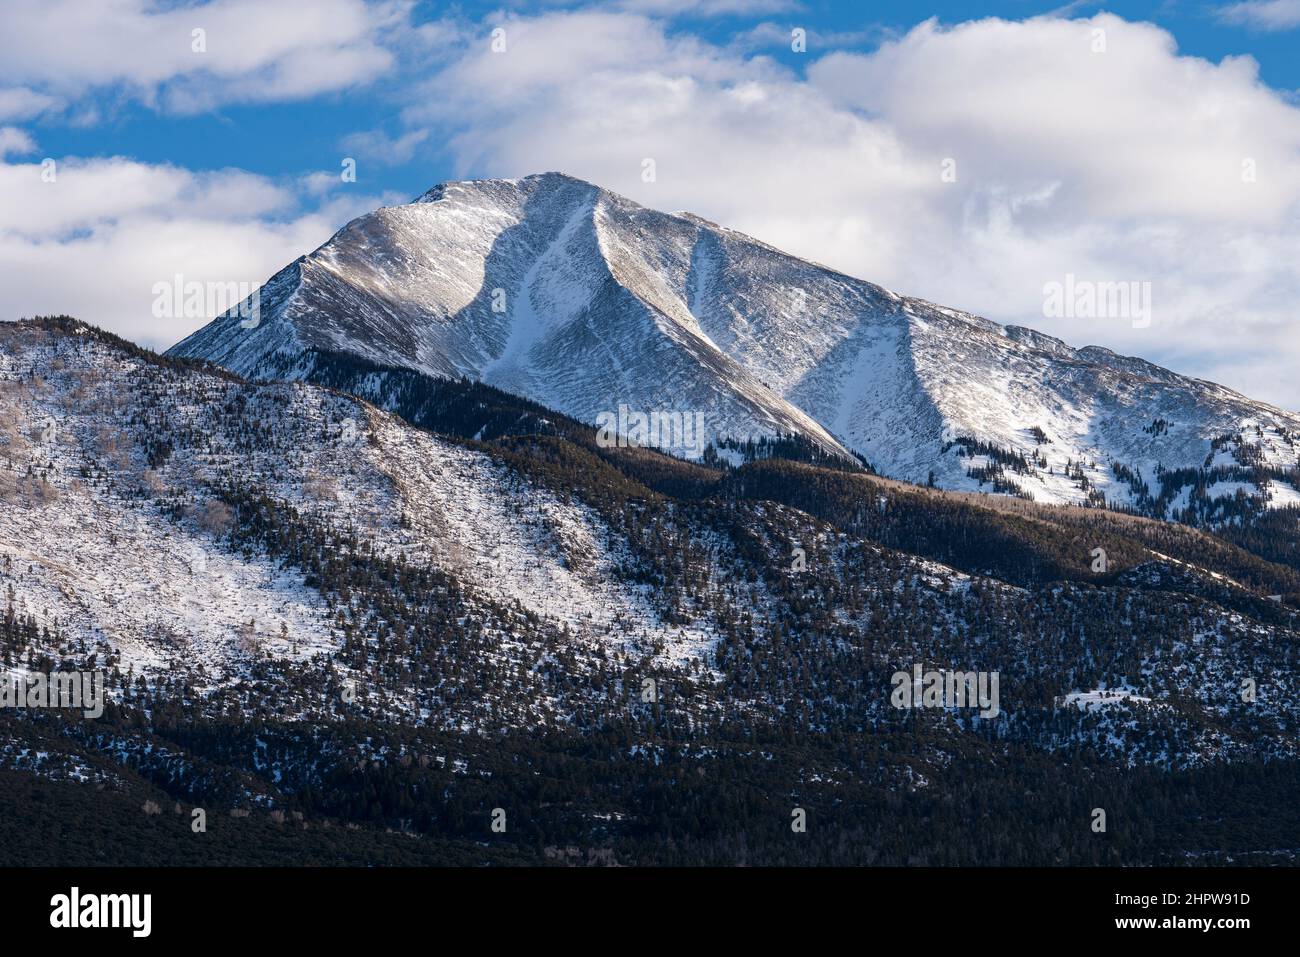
[399,10,1300,408]
[1217,1,1300,31]
[0,0,405,115]
[340,128,430,166]
[614,0,803,15]
[0,154,393,349]
[6,4,1300,407]
[0,128,37,159]
[0,87,62,122]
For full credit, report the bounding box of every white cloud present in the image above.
[0,128,37,159]
[0,155,390,349]
[6,5,1299,408]
[1217,1,1300,31]
[339,128,430,166]
[0,0,406,115]
[399,10,1300,408]
[0,160,293,237]
[726,21,890,53]
[613,0,802,15]
[0,87,61,122]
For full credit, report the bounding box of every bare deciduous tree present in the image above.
[303,468,339,502]
[141,469,167,496]
[197,499,233,536]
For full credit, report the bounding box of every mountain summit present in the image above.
[169,172,1300,517]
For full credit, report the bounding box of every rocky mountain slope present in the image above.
[169,172,1300,523]
[4,318,1300,868]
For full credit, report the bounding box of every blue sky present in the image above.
[2,0,1300,406]
[22,1,1300,199]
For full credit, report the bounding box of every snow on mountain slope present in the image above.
[168,172,1300,513]
[8,319,1300,769]
[170,174,847,462]
[2,317,1042,734]
[0,320,725,691]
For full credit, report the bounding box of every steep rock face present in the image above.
[169,172,1300,512]
[170,174,850,461]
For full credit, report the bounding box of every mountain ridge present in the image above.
[6,314,1300,865]
[168,171,1300,523]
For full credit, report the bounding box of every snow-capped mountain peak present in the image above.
[168,172,1300,517]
